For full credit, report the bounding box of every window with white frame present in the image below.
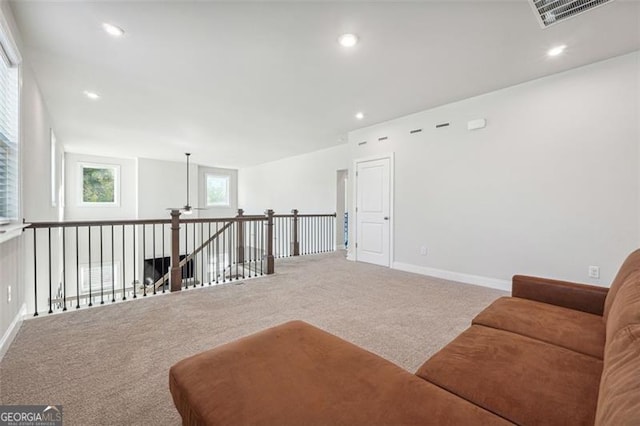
[50,130,57,207]
[206,174,230,207]
[78,163,120,206]
[0,33,20,225]
[79,261,121,294]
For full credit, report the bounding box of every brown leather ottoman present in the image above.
[169,320,511,426]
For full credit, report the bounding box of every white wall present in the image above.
[238,144,349,216]
[348,52,640,287]
[137,157,198,220]
[1,0,62,351]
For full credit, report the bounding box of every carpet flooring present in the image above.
[0,252,506,425]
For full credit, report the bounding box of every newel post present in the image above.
[291,209,300,256]
[170,209,182,292]
[236,208,245,264]
[265,209,275,274]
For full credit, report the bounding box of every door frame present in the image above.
[352,153,394,267]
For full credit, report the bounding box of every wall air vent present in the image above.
[530,0,615,28]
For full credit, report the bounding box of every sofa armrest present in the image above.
[512,275,608,316]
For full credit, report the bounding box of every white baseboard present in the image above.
[392,262,511,292]
[0,303,26,362]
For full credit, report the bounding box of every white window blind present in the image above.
[0,4,21,226]
[0,48,19,224]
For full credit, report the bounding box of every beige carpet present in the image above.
[0,252,506,425]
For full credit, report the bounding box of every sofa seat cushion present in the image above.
[169,320,512,426]
[416,325,603,426]
[473,297,605,358]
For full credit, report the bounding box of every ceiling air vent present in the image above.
[530,0,615,28]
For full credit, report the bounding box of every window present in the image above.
[78,163,120,206]
[79,261,120,294]
[50,130,57,207]
[206,174,230,207]
[0,40,19,224]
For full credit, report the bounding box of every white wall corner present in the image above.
[0,303,27,362]
[392,262,511,292]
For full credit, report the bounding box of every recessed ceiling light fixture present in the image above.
[102,22,125,37]
[83,90,100,100]
[338,33,359,48]
[355,112,364,120]
[547,44,567,57]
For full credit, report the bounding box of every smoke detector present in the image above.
[529,0,615,28]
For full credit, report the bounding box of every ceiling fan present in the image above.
[167,153,206,215]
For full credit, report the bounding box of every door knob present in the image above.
[383,217,389,220]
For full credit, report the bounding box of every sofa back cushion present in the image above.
[605,270,640,340]
[603,249,640,321]
[595,324,640,426]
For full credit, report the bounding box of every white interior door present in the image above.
[356,157,390,267]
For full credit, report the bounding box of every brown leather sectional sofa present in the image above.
[169,250,640,425]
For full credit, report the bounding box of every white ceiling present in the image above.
[9,0,640,168]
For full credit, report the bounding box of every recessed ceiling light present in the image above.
[102,22,125,37]
[355,112,364,120]
[83,91,100,100]
[547,44,567,57]
[338,33,359,48]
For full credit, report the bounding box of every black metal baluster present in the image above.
[235,221,239,280]
[122,225,126,301]
[260,219,264,276]
[152,224,157,295]
[48,228,52,314]
[183,222,187,289]
[230,220,234,281]
[88,226,93,307]
[287,217,291,257]
[216,221,220,284]
[76,227,80,308]
[162,224,166,293]
[100,225,104,305]
[33,230,38,316]
[253,220,258,277]
[132,225,137,299]
[241,220,246,279]
[222,222,227,283]
[208,222,211,285]
[142,224,147,297]
[193,222,197,288]
[201,223,204,286]
[111,225,115,302]
[62,228,67,311]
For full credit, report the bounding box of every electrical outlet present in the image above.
[420,246,427,256]
[588,266,600,279]
[7,285,11,302]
